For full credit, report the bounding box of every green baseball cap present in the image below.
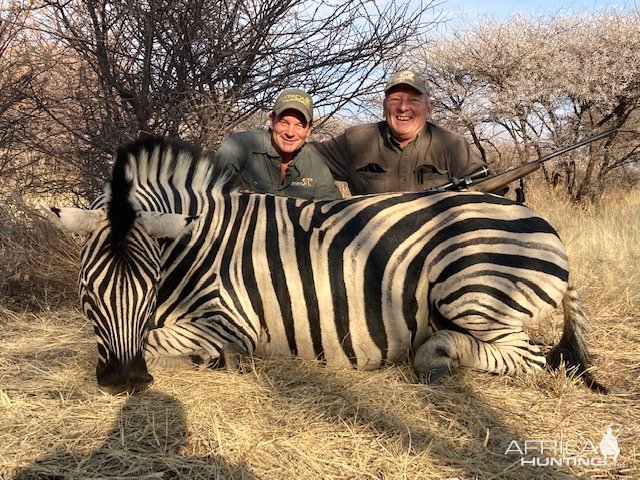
[273,89,313,123]
[385,70,430,96]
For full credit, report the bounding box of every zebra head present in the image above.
[41,137,236,394]
[41,203,196,394]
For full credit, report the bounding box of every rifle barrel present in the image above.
[536,127,617,165]
[467,127,617,193]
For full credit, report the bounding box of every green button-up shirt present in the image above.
[214,129,341,201]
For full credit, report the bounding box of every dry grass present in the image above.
[1,186,639,479]
[0,193,80,311]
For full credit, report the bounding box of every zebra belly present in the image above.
[254,322,413,369]
[253,288,417,370]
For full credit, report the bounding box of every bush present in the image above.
[0,193,80,311]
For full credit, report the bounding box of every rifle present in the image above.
[434,128,617,194]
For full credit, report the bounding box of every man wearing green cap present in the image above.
[213,88,341,201]
[311,70,489,194]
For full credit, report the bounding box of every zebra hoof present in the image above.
[221,342,250,372]
[417,366,450,384]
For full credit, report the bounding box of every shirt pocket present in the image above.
[413,164,449,190]
[354,170,389,194]
[239,172,265,193]
[240,164,276,194]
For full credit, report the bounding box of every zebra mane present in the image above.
[106,135,237,253]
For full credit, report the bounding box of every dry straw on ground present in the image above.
[1,186,639,479]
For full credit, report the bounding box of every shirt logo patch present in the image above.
[291,178,313,187]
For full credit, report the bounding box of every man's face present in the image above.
[383,85,434,146]
[269,109,312,158]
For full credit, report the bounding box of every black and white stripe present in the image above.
[54,136,603,393]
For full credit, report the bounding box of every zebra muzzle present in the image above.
[96,353,154,395]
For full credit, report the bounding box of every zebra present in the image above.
[41,135,606,394]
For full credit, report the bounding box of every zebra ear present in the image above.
[40,204,105,235]
[137,212,198,239]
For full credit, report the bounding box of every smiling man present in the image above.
[213,88,341,201]
[311,70,488,194]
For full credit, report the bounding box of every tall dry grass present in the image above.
[0,193,80,311]
[1,187,638,479]
[528,187,640,318]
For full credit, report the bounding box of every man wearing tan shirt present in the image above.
[312,70,488,194]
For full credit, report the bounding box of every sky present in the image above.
[444,0,635,18]
[438,0,636,25]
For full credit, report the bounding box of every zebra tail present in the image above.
[547,284,608,393]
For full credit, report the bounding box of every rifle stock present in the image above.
[467,162,540,193]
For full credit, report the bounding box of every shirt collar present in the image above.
[384,122,426,151]
[256,129,304,163]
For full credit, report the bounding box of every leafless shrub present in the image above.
[0,193,80,310]
[406,9,640,200]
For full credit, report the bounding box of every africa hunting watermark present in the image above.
[505,426,627,468]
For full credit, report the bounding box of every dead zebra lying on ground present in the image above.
[42,135,606,394]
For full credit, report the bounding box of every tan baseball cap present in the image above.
[273,89,313,123]
[385,70,430,96]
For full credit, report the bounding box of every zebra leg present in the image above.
[145,320,251,371]
[145,325,219,368]
[413,329,546,383]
